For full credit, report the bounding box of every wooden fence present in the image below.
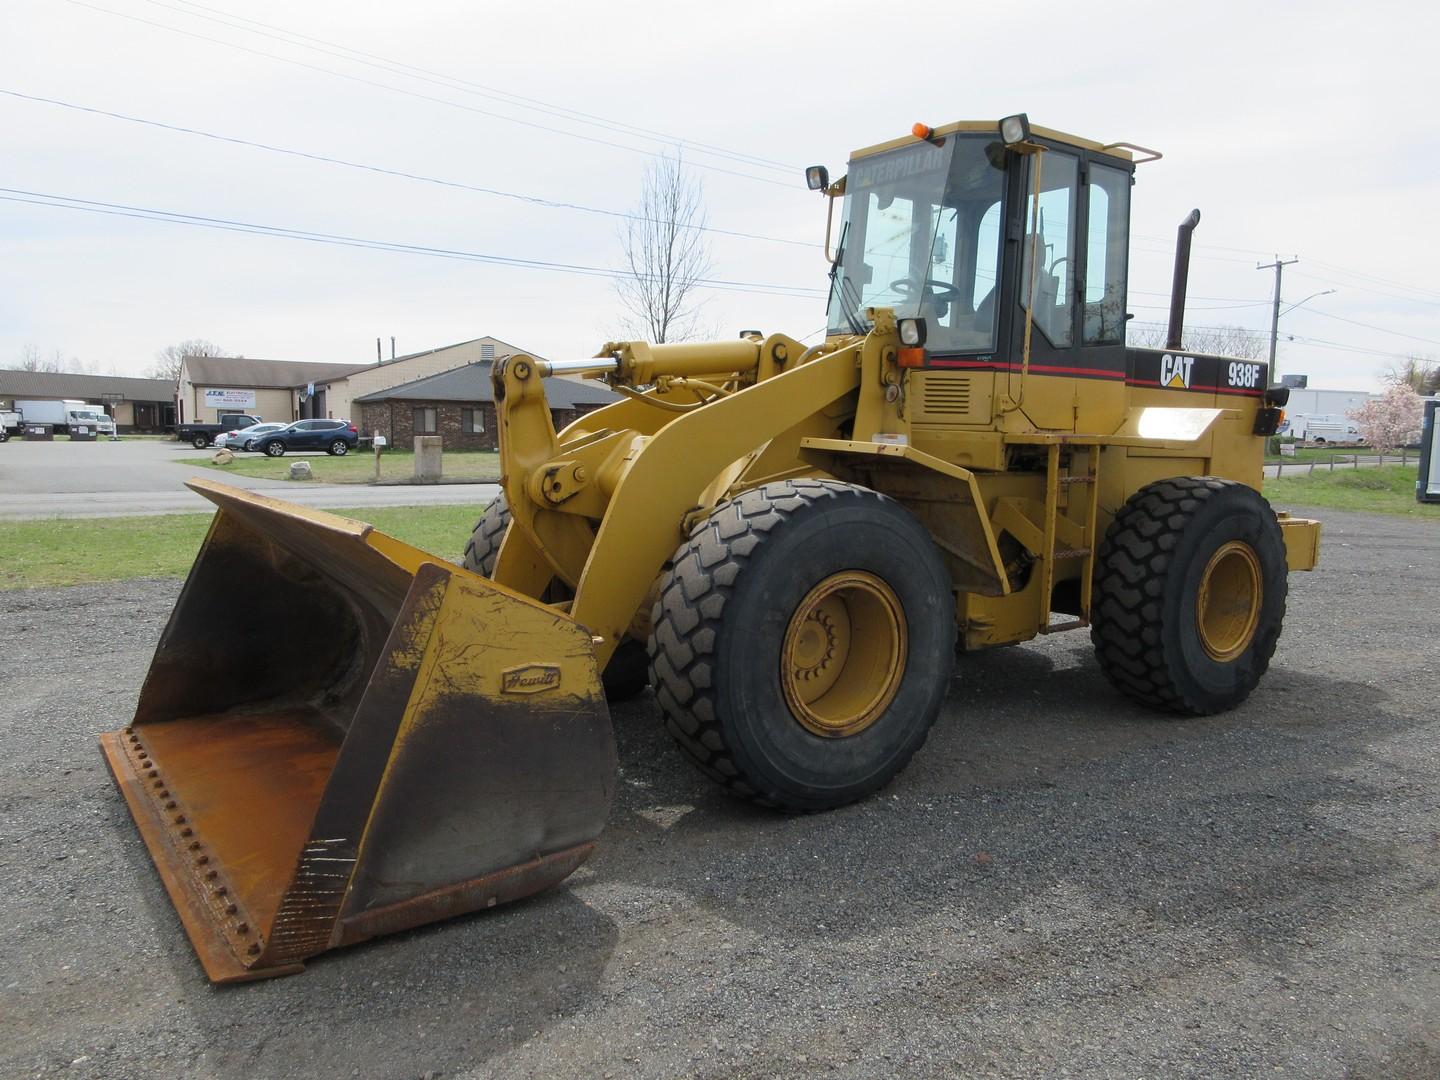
[1272,450,1411,477]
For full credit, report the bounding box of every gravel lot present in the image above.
[1,506,1437,1079]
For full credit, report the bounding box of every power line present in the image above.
[1306,258,1440,303]
[1290,269,1440,309]
[1129,319,1419,362]
[1127,299,1272,312]
[1286,306,1440,349]
[1135,235,1440,304]
[60,0,797,188]
[144,0,802,175]
[0,89,813,249]
[0,186,827,300]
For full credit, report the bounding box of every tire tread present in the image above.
[648,478,939,809]
[1091,476,1283,715]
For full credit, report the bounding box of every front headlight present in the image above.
[898,318,927,347]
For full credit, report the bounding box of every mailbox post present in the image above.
[373,432,388,483]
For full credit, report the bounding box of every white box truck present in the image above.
[71,405,117,439]
[15,399,116,437]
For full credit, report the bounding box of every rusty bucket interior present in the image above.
[100,479,615,982]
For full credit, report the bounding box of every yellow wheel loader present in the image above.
[102,114,1321,981]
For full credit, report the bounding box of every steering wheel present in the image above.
[890,277,962,304]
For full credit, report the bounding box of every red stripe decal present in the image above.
[928,359,1124,379]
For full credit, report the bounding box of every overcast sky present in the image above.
[4,0,1437,390]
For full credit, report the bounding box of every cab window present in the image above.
[1083,163,1130,345]
[1020,151,1079,347]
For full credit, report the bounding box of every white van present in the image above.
[1288,414,1364,445]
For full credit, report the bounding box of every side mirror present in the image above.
[805,165,829,191]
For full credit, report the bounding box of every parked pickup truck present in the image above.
[0,409,20,442]
[174,413,264,449]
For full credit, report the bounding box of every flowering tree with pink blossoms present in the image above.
[1347,383,1424,453]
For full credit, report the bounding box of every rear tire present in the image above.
[328,439,349,456]
[461,496,512,577]
[192,434,209,449]
[462,494,648,702]
[1091,477,1287,715]
[649,479,955,811]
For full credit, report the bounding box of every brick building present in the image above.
[355,362,619,450]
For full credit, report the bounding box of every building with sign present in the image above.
[0,370,176,432]
[176,337,532,426]
[178,356,367,425]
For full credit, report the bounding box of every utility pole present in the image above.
[1257,255,1298,382]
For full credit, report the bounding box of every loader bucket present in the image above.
[99,479,615,983]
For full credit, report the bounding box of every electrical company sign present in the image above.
[204,388,257,410]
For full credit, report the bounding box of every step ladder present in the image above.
[1037,442,1101,634]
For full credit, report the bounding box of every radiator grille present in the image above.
[920,373,973,416]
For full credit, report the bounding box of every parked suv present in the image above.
[258,419,359,457]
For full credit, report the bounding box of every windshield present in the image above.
[827,134,1007,352]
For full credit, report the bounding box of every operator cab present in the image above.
[818,117,1139,390]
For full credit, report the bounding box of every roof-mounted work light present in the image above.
[999,113,1032,145]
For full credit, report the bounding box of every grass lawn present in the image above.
[7,467,1432,590]
[178,449,501,485]
[0,504,483,590]
[1264,464,1440,519]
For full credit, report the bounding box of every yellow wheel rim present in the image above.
[781,571,908,738]
[1195,541,1263,662]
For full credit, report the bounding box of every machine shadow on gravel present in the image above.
[596,659,1413,976]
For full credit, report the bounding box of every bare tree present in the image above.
[614,154,713,343]
[6,344,82,372]
[151,338,229,382]
[1127,323,1267,359]
[1387,353,1440,396]
[14,343,43,371]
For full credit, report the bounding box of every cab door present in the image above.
[1001,145,1132,433]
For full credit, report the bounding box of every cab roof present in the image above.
[851,120,1137,162]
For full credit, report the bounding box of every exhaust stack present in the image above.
[1166,209,1202,351]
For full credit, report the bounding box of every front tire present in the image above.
[649,479,955,811]
[264,440,286,457]
[1091,477,1287,715]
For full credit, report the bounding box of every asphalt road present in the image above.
[1,507,1437,1078]
[0,438,498,518]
